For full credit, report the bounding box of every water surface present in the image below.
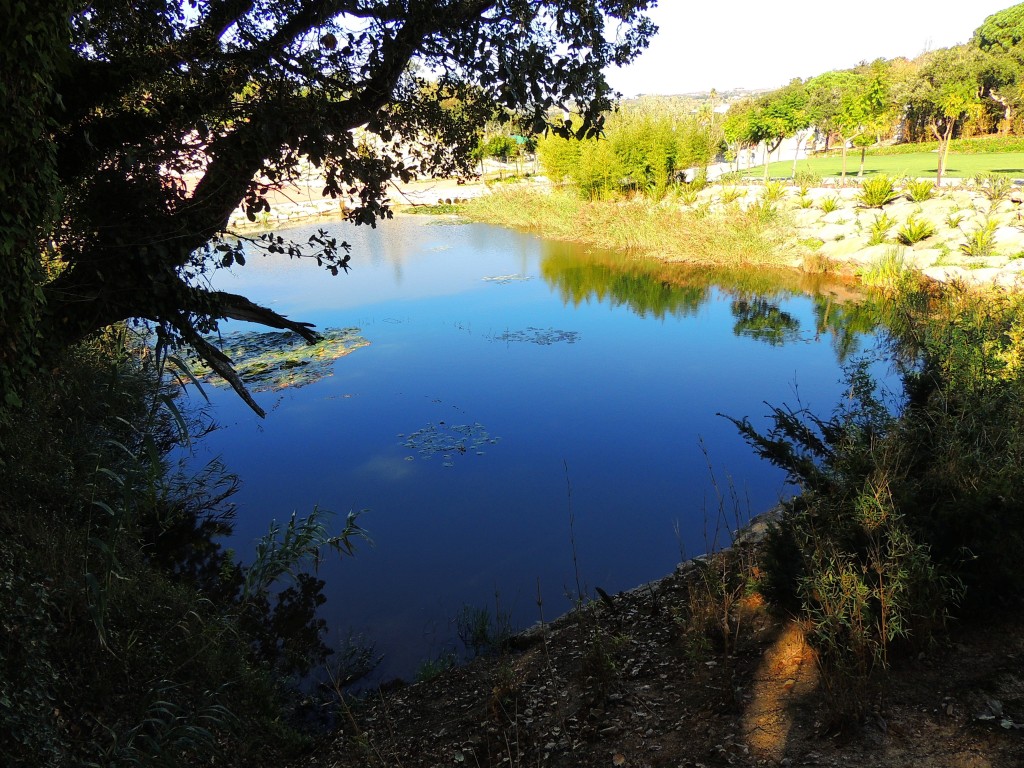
[188,216,890,682]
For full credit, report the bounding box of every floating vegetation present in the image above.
[490,327,580,345]
[399,422,500,465]
[191,327,369,391]
[482,274,532,284]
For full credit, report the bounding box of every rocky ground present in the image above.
[688,181,1024,290]
[301,547,1024,768]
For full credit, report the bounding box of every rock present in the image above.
[906,249,944,270]
[819,236,869,259]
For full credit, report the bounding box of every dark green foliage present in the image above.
[0,0,656,416]
[733,285,1024,719]
[0,335,362,766]
[728,359,954,718]
[0,0,71,408]
[730,298,800,346]
[974,3,1024,53]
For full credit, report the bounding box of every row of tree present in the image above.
[535,3,1024,199]
[724,3,1024,185]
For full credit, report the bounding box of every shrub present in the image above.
[761,179,787,204]
[747,199,778,223]
[960,216,1000,258]
[795,169,822,188]
[867,212,897,246]
[718,186,745,204]
[818,195,841,213]
[904,178,935,202]
[856,175,900,208]
[945,211,966,229]
[976,172,1015,209]
[735,285,1024,720]
[677,184,701,205]
[896,214,935,245]
[730,361,957,719]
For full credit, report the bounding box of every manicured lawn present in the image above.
[757,151,1024,180]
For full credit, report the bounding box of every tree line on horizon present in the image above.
[528,2,1024,196]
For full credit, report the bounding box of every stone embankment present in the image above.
[689,179,1024,290]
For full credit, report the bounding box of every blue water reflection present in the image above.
[189,216,893,682]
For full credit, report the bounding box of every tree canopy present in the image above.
[2,0,656,414]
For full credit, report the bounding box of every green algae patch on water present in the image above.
[489,327,580,345]
[399,422,500,467]
[192,327,369,391]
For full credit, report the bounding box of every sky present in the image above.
[604,0,1022,97]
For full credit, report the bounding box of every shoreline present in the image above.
[232,177,1024,292]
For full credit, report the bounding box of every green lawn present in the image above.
[757,151,1024,180]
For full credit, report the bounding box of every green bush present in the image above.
[867,212,896,246]
[904,179,935,202]
[869,135,1024,155]
[734,284,1024,719]
[856,175,900,208]
[960,216,1001,258]
[896,214,935,245]
[975,172,1015,208]
[818,195,841,213]
[0,332,364,767]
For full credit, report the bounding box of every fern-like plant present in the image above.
[818,195,841,213]
[904,179,935,202]
[856,175,900,208]
[867,212,897,246]
[719,186,745,204]
[762,179,787,204]
[960,216,1001,258]
[896,214,936,245]
[945,211,966,229]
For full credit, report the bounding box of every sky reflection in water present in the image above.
[189,216,893,683]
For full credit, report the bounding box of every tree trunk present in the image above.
[858,146,866,177]
[932,121,954,188]
[841,143,848,180]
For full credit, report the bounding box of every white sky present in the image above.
[604,1,1022,96]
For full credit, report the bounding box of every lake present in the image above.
[185,215,892,683]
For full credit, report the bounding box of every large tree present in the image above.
[752,82,811,180]
[974,3,1024,133]
[906,46,985,187]
[3,0,655,414]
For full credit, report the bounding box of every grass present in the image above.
[761,152,1024,180]
[462,186,801,268]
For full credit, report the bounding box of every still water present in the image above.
[188,215,891,682]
